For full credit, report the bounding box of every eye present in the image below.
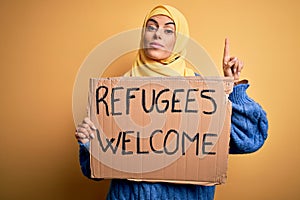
[146,25,157,32]
[164,29,174,35]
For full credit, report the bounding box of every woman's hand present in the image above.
[222,38,244,82]
[75,117,96,144]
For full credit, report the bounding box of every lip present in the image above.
[149,42,164,49]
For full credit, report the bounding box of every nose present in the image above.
[154,28,163,39]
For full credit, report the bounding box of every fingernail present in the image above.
[238,72,240,76]
[90,133,95,139]
[92,125,97,130]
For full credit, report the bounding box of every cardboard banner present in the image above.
[88,76,233,185]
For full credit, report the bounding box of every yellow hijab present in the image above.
[124,5,195,77]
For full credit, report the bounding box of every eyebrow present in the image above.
[147,18,175,27]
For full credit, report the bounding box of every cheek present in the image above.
[165,37,176,51]
[143,32,152,47]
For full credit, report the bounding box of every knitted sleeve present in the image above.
[79,142,102,181]
[228,84,268,154]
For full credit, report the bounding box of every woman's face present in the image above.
[143,15,176,61]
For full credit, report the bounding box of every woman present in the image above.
[75,5,268,200]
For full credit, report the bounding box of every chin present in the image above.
[145,49,170,61]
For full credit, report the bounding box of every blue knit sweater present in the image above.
[78,83,268,200]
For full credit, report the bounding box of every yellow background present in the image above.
[0,0,299,199]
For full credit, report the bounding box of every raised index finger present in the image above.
[223,38,230,62]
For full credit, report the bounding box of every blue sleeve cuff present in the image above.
[229,84,253,105]
[79,141,90,151]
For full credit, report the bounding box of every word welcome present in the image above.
[96,128,217,156]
